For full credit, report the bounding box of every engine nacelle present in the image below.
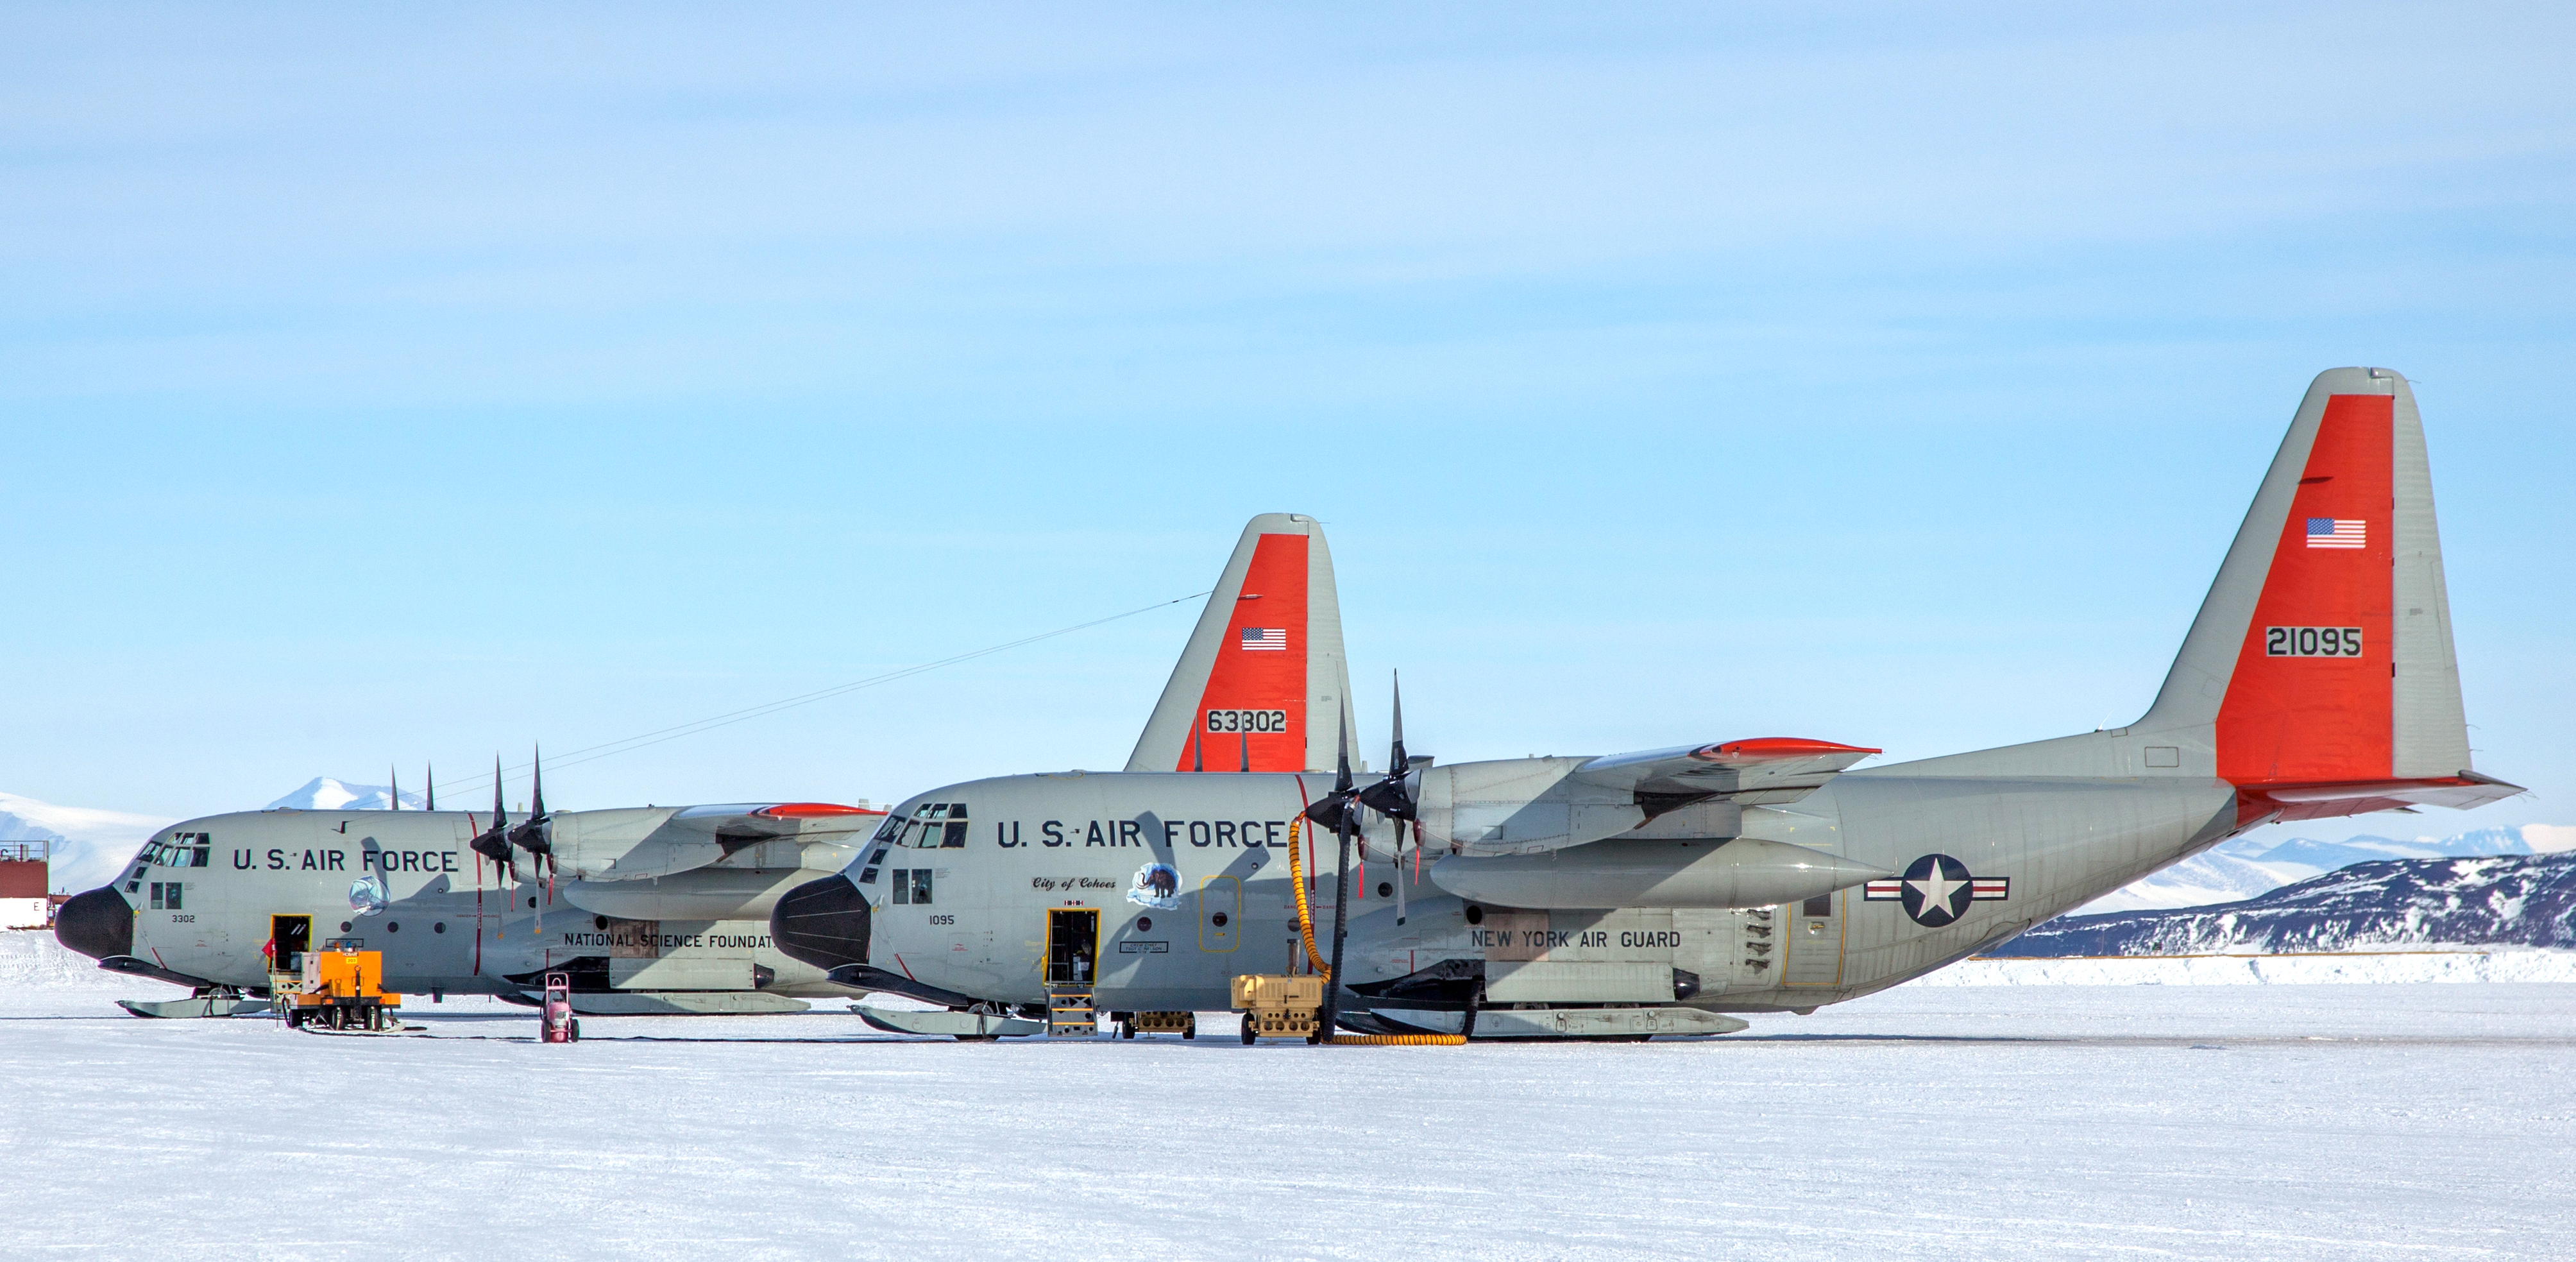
[1412,757,1644,855]
[539,807,711,882]
[524,803,877,884]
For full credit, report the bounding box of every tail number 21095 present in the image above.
[2265,626,2364,657]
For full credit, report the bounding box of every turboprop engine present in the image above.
[1397,740,1893,908]
[532,803,881,921]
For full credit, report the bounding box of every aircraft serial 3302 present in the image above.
[769,368,2521,1040]
[50,515,1355,1018]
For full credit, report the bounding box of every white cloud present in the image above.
[2520,824,2576,854]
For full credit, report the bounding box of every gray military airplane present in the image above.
[772,368,2523,1040]
[53,769,890,1016]
[53,513,1357,1020]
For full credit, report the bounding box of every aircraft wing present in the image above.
[547,802,884,880]
[1572,738,1880,806]
[666,802,883,849]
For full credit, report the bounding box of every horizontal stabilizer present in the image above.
[2239,769,2525,824]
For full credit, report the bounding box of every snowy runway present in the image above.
[6,941,2572,1260]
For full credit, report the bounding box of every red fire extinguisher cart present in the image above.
[540,971,579,1043]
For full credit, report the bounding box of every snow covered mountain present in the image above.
[264,778,427,812]
[2076,824,2574,914]
[5,778,430,894]
[1999,852,2576,957]
[0,791,178,896]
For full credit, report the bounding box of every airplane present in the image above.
[770,368,2524,1041]
[51,514,1355,1020]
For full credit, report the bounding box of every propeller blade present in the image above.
[468,755,513,867]
[507,744,552,857]
[425,762,435,812]
[1355,670,1416,822]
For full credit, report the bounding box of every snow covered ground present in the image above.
[5,933,2572,1259]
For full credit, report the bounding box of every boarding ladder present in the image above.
[1045,984,1097,1038]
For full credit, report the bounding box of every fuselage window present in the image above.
[149,881,182,910]
[888,868,933,905]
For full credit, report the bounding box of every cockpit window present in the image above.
[141,833,212,867]
[149,881,183,910]
[897,802,969,848]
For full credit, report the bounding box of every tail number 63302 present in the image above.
[1204,710,1288,734]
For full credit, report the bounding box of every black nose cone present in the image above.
[770,874,871,971]
[55,886,133,961]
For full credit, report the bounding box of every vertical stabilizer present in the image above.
[2141,368,2477,787]
[1126,514,1356,774]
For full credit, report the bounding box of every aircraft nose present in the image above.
[770,873,872,971]
[55,886,134,961]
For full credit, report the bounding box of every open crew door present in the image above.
[1046,908,1099,986]
[269,914,311,975]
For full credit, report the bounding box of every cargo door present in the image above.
[1781,891,1845,987]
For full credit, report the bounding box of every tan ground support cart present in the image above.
[1231,973,1323,1044]
[1119,1010,1198,1039]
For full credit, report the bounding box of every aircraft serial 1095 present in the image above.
[767,368,2521,1040]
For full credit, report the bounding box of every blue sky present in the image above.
[3,3,2568,846]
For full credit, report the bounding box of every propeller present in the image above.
[425,762,436,812]
[466,756,513,868]
[1355,670,1417,823]
[1312,713,1359,1039]
[505,745,552,863]
[1298,713,1366,834]
[1351,672,1423,926]
[505,746,558,931]
[389,765,400,812]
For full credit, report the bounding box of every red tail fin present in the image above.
[1126,514,1356,774]
[2214,391,2396,784]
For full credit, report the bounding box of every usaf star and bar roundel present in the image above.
[1863,853,2010,927]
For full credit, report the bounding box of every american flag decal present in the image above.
[1239,627,1286,651]
[2305,518,2366,549]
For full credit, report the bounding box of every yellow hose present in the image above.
[1286,816,1330,978]
[1286,820,1461,1047]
